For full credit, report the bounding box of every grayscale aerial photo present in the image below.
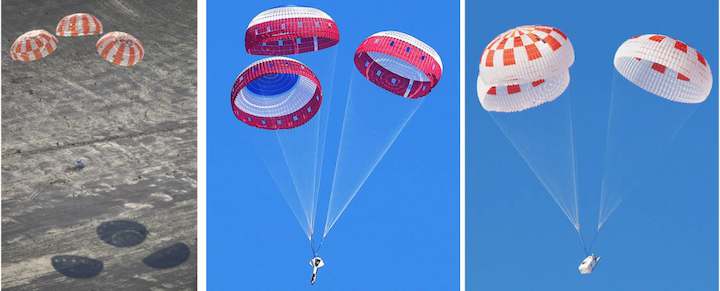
[1,0,198,290]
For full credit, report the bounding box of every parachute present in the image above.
[598,35,713,230]
[323,31,442,237]
[353,31,443,98]
[231,57,323,130]
[478,25,573,112]
[477,25,582,240]
[56,13,103,36]
[245,6,339,56]
[613,34,712,104]
[11,30,58,61]
[231,56,324,241]
[236,6,339,256]
[96,32,144,66]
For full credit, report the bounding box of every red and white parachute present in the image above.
[354,31,442,98]
[56,13,103,36]
[614,34,712,103]
[245,6,339,56]
[96,32,144,66]
[231,57,322,130]
[477,25,574,112]
[11,30,58,61]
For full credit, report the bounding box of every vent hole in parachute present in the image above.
[245,73,300,96]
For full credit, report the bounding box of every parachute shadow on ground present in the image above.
[96,220,148,247]
[51,255,103,279]
[142,242,191,269]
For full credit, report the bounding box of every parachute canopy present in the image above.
[354,31,443,99]
[11,30,58,61]
[96,32,144,66]
[478,25,574,112]
[231,57,322,130]
[56,13,103,36]
[475,25,581,232]
[614,34,713,104]
[245,6,339,56]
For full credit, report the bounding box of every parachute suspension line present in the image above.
[586,229,599,255]
[235,56,334,242]
[309,46,341,242]
[274,89,316,231]
[599,69,620,229]
[323,73,425,237]
[567,87,580,231]
[578,229,588,256]
[599,70,701,230]
[488,94,580,229]
[255,73,322,239]
[314,237,325,256]
[323,74,355,238]
[572,89,584,256]
[309,235,325,256]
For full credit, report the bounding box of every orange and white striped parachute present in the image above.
[96,32,144,66]
[11,29,58,61]
[56,13,103,36]
[614,34,712,103]
[477,25,574,112]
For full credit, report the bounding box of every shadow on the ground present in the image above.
[96,220,147,247]
[143,242,191,269]
[51,255,103,278]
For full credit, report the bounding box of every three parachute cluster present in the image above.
[11,13,144,66]
[232,5,443,130]
[477,25,712,111]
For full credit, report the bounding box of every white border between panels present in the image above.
[197,0,207,290]
[460,0,466,290]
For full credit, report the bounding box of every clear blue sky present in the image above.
[207,1,459,289]
[466,0,718,290]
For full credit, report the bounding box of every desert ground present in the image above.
[2,0,197,290]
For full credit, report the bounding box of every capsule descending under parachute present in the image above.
[354,31,443,99]
[231,57,323,130]
[245,6,339,56]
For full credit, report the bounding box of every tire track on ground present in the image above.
[2,122,196,158]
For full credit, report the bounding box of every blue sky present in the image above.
[207,1,459,289]
[466,0,718,290]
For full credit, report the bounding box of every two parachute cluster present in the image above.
[232,5,443,130]
[475,25,712,248]
[477,25,712,112]
[11,13,144,66]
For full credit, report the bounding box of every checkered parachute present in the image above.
[477,25,574,112]
[354,31,443,99]
[614,34,712,104]
[56,13,103,36]
[474,25,582,233]
[597,35,713,231]
[245,5,339,56]
[96,32,144,66]
[11,30,58,61]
